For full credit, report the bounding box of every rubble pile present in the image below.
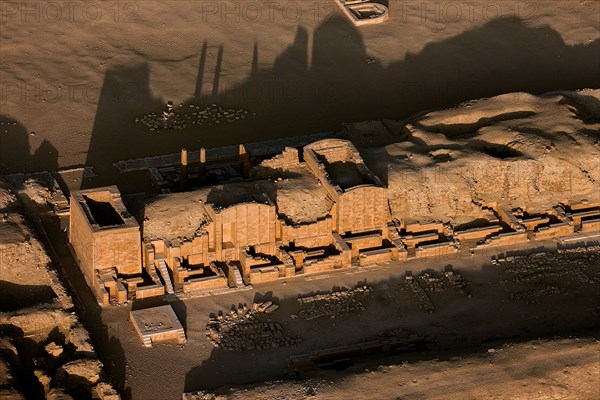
[417,271,446,293]
[296,286,373,320]
[574,270,593,284]
[558,245,600,254]
[415,268,470,297]
[182,391,217,400]
[206,304,302,352]
[402,275,434,313]
[497,246,600,304]
[444,270,469,295]
[136,102,250,132]
[499,249,599,284]
[510,286,563,304]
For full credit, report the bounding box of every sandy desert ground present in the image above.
[1,0,599,175]
[189,336,600,400]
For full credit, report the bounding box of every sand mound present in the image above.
[143,188,211,243]
[377,90,600,226]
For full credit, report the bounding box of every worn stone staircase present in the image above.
[231,264,245,288]
[156,259,175,295]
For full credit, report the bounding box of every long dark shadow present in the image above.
[82,15,599,186]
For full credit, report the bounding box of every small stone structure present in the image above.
[335,0,389,26]
[130,305,186,347]
[69,186,143,305]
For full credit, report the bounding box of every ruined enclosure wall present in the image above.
[345,233,384,257]
[485,231,529,246]
[255,147,300,171]
[359,249,394,266]
[184,275,228,292]
[294,235,333,249]
[454,225,503,241]
[415,242,458,258]
[338,186,388,233]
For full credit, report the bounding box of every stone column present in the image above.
[239,144,251,178]
[180,148,188,190]
[199,147,207,184]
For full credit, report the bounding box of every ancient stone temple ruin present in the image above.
[68,139,600,306]
[140,139,401,297]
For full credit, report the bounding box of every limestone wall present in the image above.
[581,218,600,233]
[484,231,529,247]
[454,225,503,241]
[70,187,142,280]
[571,209,600,227]
[280,218,332,245]
[303,255,341,275]
[338,186,387,233]
[404,222,445,233]
[534,223,575,240]
[415,242,458,258]
[520,217,550,231]
[70,194,95,280]
[402,232,439,248]
[239,250,272,273]
[344,232,383,257]
[183,275,228,293]
[359,248,393,266]
[248,266,282,284]
[294,235,333,249]
[135,284,164,299]
[210,203,277,252]
[92,228,141,275]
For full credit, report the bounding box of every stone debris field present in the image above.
[498,246,600,305]
[206,303,302,352]
[401,268,471,313]
[136,102,250,132]
[296,286,373,320]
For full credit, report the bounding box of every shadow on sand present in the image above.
[0,115,59,174]
[83,15,599,184]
